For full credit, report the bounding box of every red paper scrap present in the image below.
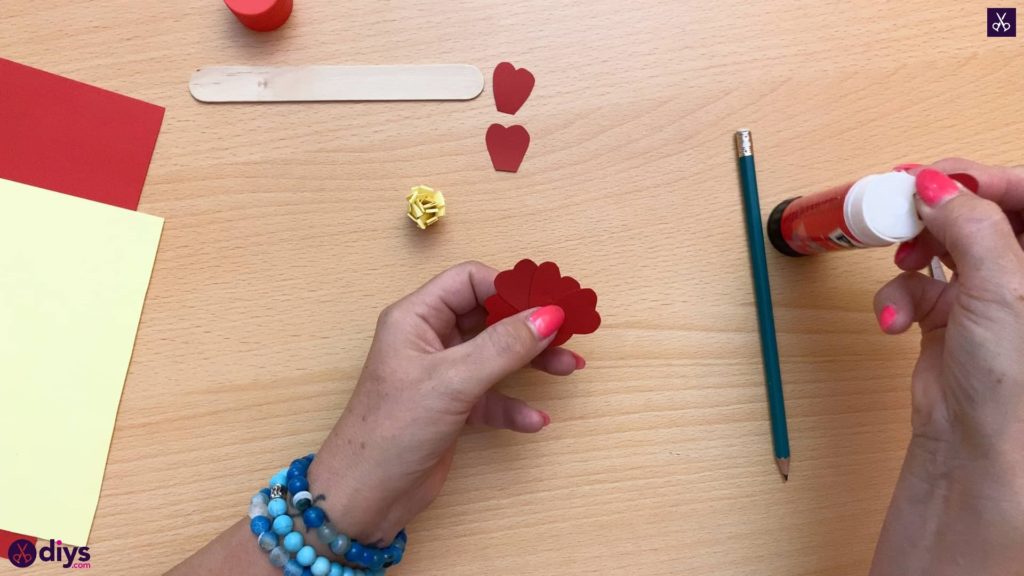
[485,259,601,348]
[0,530,34,560]
[492,62,534,115]
[485,124,530,173]
[0,58,165,211]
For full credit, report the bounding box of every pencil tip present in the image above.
[776,457,790,481]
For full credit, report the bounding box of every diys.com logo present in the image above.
[7,538,92,569]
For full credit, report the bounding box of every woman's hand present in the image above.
[871,160,1024,575]
[307,261,583,546]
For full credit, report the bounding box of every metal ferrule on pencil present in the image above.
[735,129,753,157]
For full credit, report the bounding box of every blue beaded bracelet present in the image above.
[249,454,407,576]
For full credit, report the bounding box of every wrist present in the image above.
[307,426,398,547]
[871,437,1024,576]
[904,434,1024,502]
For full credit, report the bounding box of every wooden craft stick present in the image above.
[189,65,484,102]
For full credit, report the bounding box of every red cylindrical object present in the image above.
[767,181,857,256]
[767,171,923,256]
[224,0,293,31]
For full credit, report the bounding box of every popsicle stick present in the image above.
[189,65,484,102]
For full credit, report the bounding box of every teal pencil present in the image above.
[734,129,791,481]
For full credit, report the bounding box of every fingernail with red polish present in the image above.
[570,351,586,370]
[878,305,898,332]
[916,169,960,207]
[949,172,979,193]
[539,411,551,427]
[892,163,922,172]
[894,240,915,265]
[529,305,565,340]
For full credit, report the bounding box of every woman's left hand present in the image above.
[307,261,584,546]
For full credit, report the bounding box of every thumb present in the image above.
[444,305,565,398]
[914,168,1024,288]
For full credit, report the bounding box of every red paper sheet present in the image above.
[0,58,164,210]
[0,530,33,560]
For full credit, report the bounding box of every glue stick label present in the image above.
[775,182,865,254]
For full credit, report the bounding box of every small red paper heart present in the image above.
[483,294,518,322]
[529,261,561,307]
[486,124,530,173]
[555,289,601,341]
[493,259,537,309]
[493,62,535,115]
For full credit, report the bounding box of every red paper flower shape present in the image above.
[484,259,601,347]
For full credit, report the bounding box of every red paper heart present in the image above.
[493,62,535,115]
[483,294,518,322]
[529,261,561,307]
[493,259,537,309]
[486,124,530,173]
[555,288,600,335]
[485,259,600,348]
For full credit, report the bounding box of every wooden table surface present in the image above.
[4,1,1021,574]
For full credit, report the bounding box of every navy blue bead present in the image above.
[259,487,272,499]
[367,551,385,571]
[344,542,363,565]
[301,569,313,576]
[359,548,376,569]
[302,506,326,529]
[250,515,272,535]
[288,476,310,495]
[304,453,315,463]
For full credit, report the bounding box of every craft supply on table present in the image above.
[0,179,164,545]
[0,57,165,211]
[189,65,484,102]
[734,129,791,481]
[406,185,446,229]
[492,62,534,115]
[484,259,601,348]
[767,171,923,256]
[224,0,293,31]
[485,124,530,172]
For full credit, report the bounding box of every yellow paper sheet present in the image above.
[0,179,163,545]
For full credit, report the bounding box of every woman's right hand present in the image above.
[870,159,1024,575]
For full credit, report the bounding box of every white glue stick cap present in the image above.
[844,171,924,247]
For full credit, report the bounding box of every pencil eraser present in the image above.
[224,0,293,32]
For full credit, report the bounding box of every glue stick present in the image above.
[766,171,923,256]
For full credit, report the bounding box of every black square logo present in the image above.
[988,8,1016,37]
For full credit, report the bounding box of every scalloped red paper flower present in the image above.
[484,259,601,347]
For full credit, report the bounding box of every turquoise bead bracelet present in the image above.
[248,453,408,576]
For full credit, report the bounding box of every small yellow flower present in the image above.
[406,185,446,229]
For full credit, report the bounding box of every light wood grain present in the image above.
[3,1,1021,574]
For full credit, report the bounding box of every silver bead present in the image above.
[270,484,285,499]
